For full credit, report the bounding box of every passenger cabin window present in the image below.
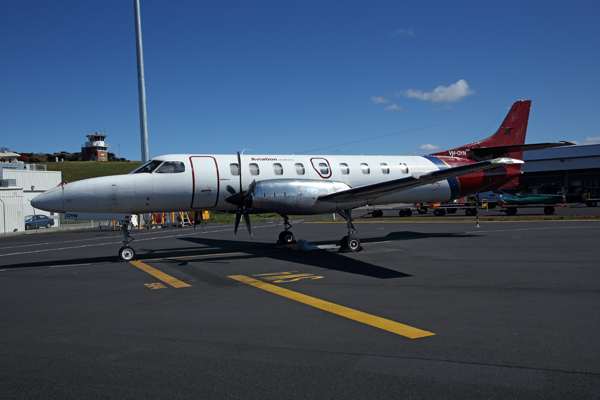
[318,163,329,175]
[380,163,390,174]
[249,163,260,176]
[340,163,349,175]
[230,163,240,176]
[361,163,370,174]
[399,163,409,174]
[273,163,283,175]
[155,161,185,173]
[295,163,305,175]
[132,160,163,174]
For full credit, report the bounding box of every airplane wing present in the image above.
[319,157,524,203]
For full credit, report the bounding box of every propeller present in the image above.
[193,211,205,232]
[225,151,255,238]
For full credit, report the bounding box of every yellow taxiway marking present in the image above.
[228,275,434,339]
[145,282,167,290]
[130,261,191,288]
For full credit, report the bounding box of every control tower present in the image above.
[81,131,111,161]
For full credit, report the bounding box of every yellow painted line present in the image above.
[228,275,434,339]
[130,261,191,288]
[50,263,92,268]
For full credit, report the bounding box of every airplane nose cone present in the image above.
[31,186,64,212]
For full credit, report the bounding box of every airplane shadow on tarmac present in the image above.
[1,230,475,279]
[145,230,476,280]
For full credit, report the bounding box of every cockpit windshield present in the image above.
[130,160,164,174]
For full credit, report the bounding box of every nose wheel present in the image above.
[119,246,136,261]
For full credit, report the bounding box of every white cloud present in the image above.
[572,136,600,146]
[371,95,391,104]
[419,143,442,151]
[394,28,415,37]
[384,103,403,111]
[402,79,475,103]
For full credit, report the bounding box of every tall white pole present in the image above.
[134,0,150,163]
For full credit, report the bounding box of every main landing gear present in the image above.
[338,209,363,253]
[277,214,296,245]
[118,221,136,261]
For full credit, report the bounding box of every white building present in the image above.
[0,163,62,233]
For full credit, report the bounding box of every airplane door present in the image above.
[190,156,219,209]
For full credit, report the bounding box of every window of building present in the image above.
[273,163,283,175]
[230,163,239,176]
[249,163,260,176]
[399,163,409,174]
[361,163,370,174]
[295,163,305,175]
[340,163,349,175]
[380,163,390,174]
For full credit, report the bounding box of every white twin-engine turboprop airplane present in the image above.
[31,100,570,260]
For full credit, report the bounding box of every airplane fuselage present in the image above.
[34,153,519,216]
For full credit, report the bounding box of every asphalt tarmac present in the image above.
[1,216,599,399]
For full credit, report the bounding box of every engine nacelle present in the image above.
[250,179,358,214]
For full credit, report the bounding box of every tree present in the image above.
[18,154,29,162]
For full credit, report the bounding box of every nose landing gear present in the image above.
[118,221,136,261]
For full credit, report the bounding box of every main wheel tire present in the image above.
[399,210,406,217]
[465,209,472,216]
[434,209,441,216]
[279,231,295,244]
[119,246,136,262]
[587,201,597,207]
[544,206,555,215]
[506,208,518,216]
[405,210,412,217]
[347,237,361,252]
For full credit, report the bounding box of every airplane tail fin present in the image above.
[429,100,532,161]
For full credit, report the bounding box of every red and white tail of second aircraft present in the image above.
[32,100,571,259]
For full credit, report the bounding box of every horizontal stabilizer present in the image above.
[468,141,574,160]
[319,158,523,203]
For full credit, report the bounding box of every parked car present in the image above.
[24,215,55,230]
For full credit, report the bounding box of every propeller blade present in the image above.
[234,208,242,237]
[226,185,237,195]
[237,151,243,194]
[242,206,253,239]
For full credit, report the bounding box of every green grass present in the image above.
[44,161,143,182]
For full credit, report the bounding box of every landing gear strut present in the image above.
[338,209,363,252]
[118,221,136,261]
[277,214,296,244]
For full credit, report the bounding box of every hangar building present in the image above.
[520,144,600,202]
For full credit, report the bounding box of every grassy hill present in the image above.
[44,161,143,182]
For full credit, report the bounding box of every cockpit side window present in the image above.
[155,161,186,174]
[131,160,163,174]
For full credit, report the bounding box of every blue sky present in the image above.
[1,0,599,161]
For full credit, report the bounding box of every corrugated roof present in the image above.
[523,144,600,161]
